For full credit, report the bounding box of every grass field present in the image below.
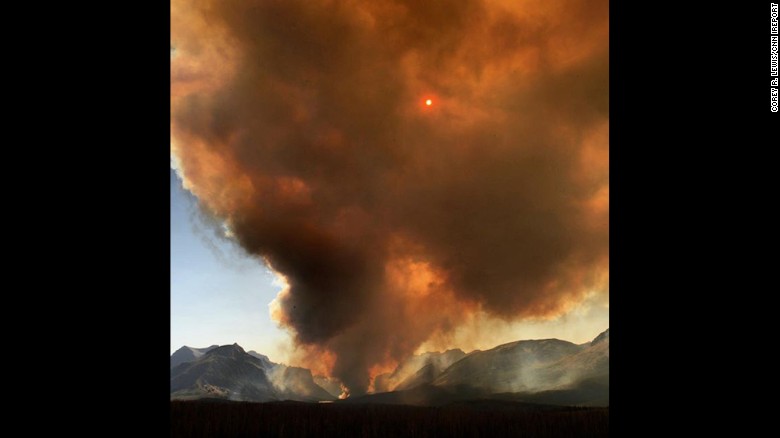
[171,400,609,437]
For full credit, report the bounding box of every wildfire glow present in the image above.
[170,0,610,396]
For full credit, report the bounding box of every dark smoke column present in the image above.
[171,0,609,395]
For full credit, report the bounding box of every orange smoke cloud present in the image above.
[172,0,609,395]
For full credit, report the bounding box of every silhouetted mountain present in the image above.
[433,339,584,393]
[374,349,466,392]
[171,344,277,401]
[591,328,609,346]
[542,329,609,387]
[246,350,276,370]
[268,365,335,401]
[396,363,437,391]
[170,343,335,402]
[170,345,219,369]
[313,375,343,398]
[170,329,608,406]
[362,329,609,406]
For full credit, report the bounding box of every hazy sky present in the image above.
[171,0,608,394]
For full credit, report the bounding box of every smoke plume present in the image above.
[171,0,609,395]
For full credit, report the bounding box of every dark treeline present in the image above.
[171,400,609,437]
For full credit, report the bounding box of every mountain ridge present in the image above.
[170,328,608,406]
[170,345,219,369]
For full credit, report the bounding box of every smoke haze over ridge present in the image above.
[171,0,608,395]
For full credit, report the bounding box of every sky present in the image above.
[171,0,608,395]
[170,168,290,359]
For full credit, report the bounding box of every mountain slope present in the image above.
[170,329,608,406]
[374,349,466,392]
[267,365,335,401]
[170,344,277,401]
[545,329,609,384]
[170,343,336,402]
[591,328,609,346]
[170,345,219,369]
[314,375,343,398]
[432,339,584,393]
[246,350,276,370]
[352,329,609,407]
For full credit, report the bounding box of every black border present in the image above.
[57,2,173,433]
[610,1,775,434]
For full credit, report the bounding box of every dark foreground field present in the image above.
[171,400,609,437]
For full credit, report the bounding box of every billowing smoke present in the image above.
[171,0,608,396]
